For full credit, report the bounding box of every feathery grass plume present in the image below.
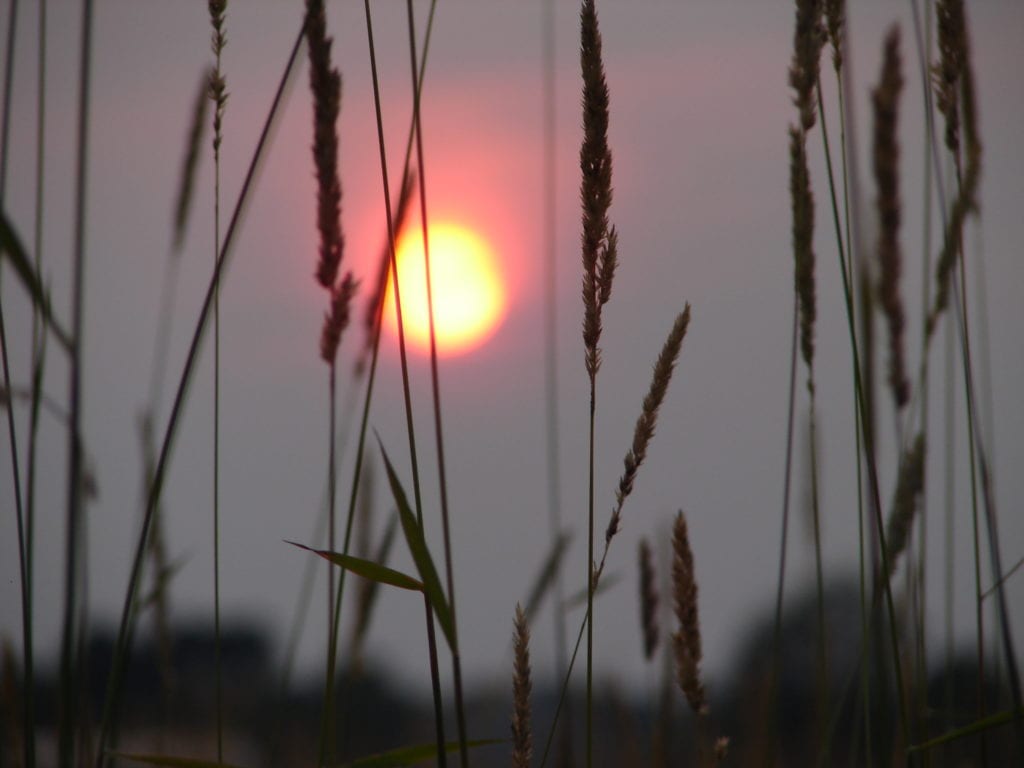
[789,0,825,132]
[606,305,691,546]
[171,71,209,253]
[580,0,614,378]
[305,0,344,290]
[511,603,533,768]
[872,26,909,410]
[927,0,981,337]
[883,433,926,580]
[788,126,816,383]
[824,0,844,71]
[932,0,964,156]
[638,538,659,660]
[208,0,227,154]
[320,272,358,363]
[357,168,416,376]
[671,510,707,716]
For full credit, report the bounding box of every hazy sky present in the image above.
[2,0,1023,702]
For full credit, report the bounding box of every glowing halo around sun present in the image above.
[383,222,506,356]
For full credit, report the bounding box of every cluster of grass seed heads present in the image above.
[607,305,691,546]
[671,511,707,716]
[511,603,532,768]
[580,0,616,379]
[789,0,825,132]
[883,432,926,580]
[873,27,909,410]
[789,127,816,384]
[172,72,210,254]
[638,538,660,661]
[824,0,845,72]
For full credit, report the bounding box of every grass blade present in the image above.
[523,530,572,622]
[340,738,503,768]
[377,438,455,651]
[111,753,247,768]
[907,707,1024,754]
[0,211,72,353]
[287,540,423,592]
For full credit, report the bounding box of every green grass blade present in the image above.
[524,530,571,623]
[907,707,1024,754]
[287,540,423,592]
[339,738,503,768]
[110,753,247,768]
[564,572,620,611]
[0,211,72,352]
[377,438,455,650]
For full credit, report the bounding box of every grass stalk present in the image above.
[0,2,36,765]
[402,2,470,766]
[59,2,93,764]
[361,2,447,762]
[207,2,227,760]
[541,1,573,764]
[94,26,304,766]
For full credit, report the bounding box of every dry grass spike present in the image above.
[511,603,532,768]
[580,0,615,379]
[305,0,345,291]
[824,0,845,72]
[671,510,707,716]
[638,538,659,661]
[883,432,926,580]
[320,273,358,364]
[789,0,825,132]
[172,70,210,254]
[607,305,691,546]
[789,126,816,383]
[872,26,909,410]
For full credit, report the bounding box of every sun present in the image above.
[383,222,505,356]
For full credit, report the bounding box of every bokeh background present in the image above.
[2,0,1023,712]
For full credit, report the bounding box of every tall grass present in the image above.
[1,2,1022,767]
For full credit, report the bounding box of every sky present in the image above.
[2,0,1024,704]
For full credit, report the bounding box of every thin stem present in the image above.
[60,2,93,764]
[212,30,225,763]
[765,290,799,768]
[585,380,595,768]
[0,1,34,765]
[403,3,468,766]
[541,0,572,764]
[94,27,303,766]
[362,3,447,763]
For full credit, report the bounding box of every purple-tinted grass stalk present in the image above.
[59,1,93,763]
[208,1,227,761]
[361,2,448,763]
[541,2,573,765]
[322,2,439,760]
[94,26,304,767]
[0,1,36,765]
[403,2,469,765]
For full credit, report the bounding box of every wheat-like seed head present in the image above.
[607,305,691,544]
[580,0,615,379]
[638,538,660,661]
[172,70,210,254]
[883,432,926,580]
[824,0,845,72]
[511,603,533,768]
[305,0,345,291]
[320,272,358,364]
[788,126,816,383]
[671,511,707,716]
[789,0,825,132]
[873,26,909,410]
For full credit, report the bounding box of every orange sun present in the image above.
[384,222,505,356]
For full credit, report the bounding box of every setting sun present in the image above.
[384,222,505,356]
